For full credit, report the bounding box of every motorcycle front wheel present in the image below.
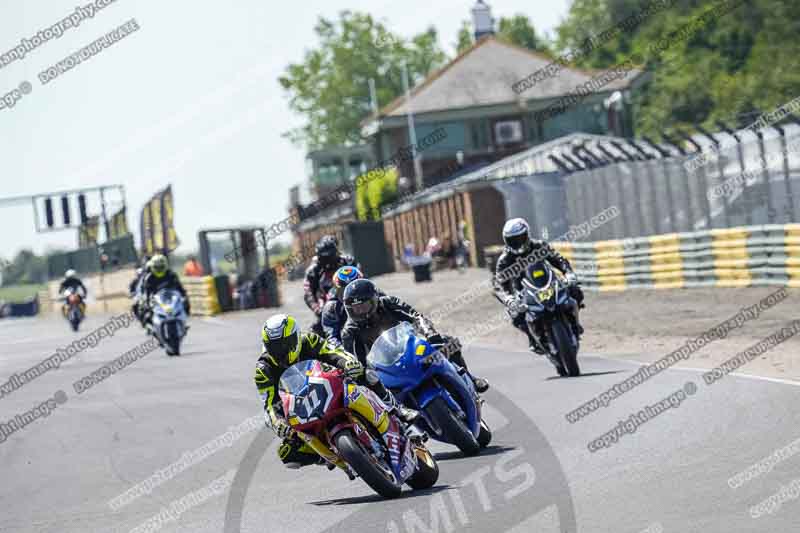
[550,319,580,377]
[334,430,402,498]
[69,310,81,331]
[164,322,181,356]
[425,397,480,456]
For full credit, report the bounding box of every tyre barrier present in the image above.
[553,224,800,291]
[183,276,222,316]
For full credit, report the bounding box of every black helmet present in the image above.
[343,278,379,325]
[502,218,532,254]
[316,235,339,269]
[261,314,301,367]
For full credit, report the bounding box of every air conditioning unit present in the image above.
[494,120,523,145]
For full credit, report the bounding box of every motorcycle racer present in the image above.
[495,218,584,353]
[141,254,191,319]
[59,269,87,298]
[254,313,418,469]
[340,279,489,393]
[321,266,385,345]
[129,257,151,326]
[59,269,87,318]
[303,235,357,335]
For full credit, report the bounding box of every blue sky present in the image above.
[0,0,570,258]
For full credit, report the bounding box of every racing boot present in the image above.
[531,320,551,354]
[528,333,546,355]
[394,402,420,425]
[471,376,490,393]
[458,368,489,393]
[570,303,584,337]
[279,438,321,469]
[382,390,420,425]
[367,372,420,424]
[448,350,489,393]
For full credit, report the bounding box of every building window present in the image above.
[469,119,489,150]
[414,122,467,154]
[538,103,607,142]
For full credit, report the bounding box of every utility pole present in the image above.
[99,186,111,242]
[401,60,424,191]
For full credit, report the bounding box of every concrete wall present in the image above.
[43,267,137,315]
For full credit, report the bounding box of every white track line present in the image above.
[583,353,800,388]
[471,343,800,388]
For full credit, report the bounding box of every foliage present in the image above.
[355,167,399,221]
[0,283,45,302]
[1,249,48,286]
[278,11,447,150]
[456,14,551,55]
[553,0,800,137]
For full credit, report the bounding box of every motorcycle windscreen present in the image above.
[524,262,552,289]
[278,360,316,395]
[155,289,181,307]
[366,322,415,367]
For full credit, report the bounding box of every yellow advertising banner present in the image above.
[139,185,178,255]
[78,216,100,248]
[109,207,129,240]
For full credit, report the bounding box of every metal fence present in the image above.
[47,234,138,279]
[561,125,800,242]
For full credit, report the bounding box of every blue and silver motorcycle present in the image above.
[518,261,581,377]
[367,322,491,456]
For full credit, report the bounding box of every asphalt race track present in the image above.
[1,282,799,532]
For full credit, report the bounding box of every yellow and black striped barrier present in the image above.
[183,276,222,316]
[552,224,800,290]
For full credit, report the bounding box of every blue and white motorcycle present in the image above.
[367,322,491,456]
[149,288,188,356]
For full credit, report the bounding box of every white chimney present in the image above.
[472,0,495,41]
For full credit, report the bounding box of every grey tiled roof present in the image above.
[382,37,642,118]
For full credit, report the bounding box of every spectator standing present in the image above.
[183,255,205,277]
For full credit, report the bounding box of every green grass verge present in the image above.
[0,283,46,302]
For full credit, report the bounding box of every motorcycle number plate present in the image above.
[289,378,332,423]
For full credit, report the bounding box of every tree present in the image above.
[278,11,447,150]
[553,0,800,138]
[2,249,47,286]
[355,167,399,221]
[455,15,551,55]
[455,21,473,54]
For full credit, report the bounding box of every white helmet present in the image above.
[65,269,77,279]
[502,218,532,254]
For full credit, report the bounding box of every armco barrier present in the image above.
[552,224,800,291]
[183,276,222,316]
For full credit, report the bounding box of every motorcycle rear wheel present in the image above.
[406,446,439,490]
[334,430,402,498]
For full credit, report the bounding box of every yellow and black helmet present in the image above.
[150,254,168,278]
[262,314,300,366]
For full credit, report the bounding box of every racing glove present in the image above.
[413,317,437,338]
[565,271,578,286]
[343,359,364,380]
[505,294,525,316]
[271,417,293,438]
